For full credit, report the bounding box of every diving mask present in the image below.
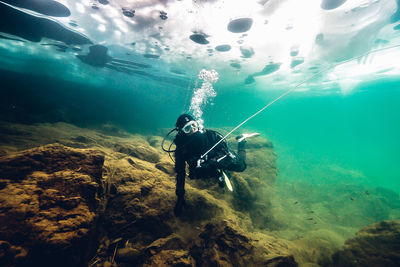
[182,120,198,135]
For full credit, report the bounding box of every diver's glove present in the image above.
[174,196,187,217]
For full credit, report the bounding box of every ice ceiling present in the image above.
[1,0,400,92]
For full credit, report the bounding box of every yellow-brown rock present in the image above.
[0,143,105,266]
[0,122,297,267]
[329,220,400,267]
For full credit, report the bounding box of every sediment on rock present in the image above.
[327,220,400,267]
[0,122,296,266]
[0,143,106,266]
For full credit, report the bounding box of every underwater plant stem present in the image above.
[200,43,400,159]
[112,242,118,263]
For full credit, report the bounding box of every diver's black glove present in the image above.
[174,196,187,217]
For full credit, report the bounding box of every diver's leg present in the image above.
[234,140,247,172]
[217,143,247,172]
[238,140,246,162]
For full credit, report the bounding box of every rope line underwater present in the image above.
[200,43,400,159]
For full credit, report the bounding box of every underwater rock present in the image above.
[1,0,71,17]
[240,46,255,58]
[0,145,18,156]
[330,220,400,266]
[191,221,297,266]
[146,136,164,148]
[265,255,298,266]
[321,0,347,10]
[190,221,253,265]
[0,143,104,181]
[0,2,91,45]
[229,136,278,229]
[116,246,142,263]
[71,135,90,144]
[114,143,161,163]
[0,122,285,266]
[189,33,209,45]
[142,234,190,264]
[227,18,253,33]
[0,144,105,266]
[102,185,175,247]
[215,44,231,52]
[155,161,175,175]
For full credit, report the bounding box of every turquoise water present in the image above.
[201,78,400,193]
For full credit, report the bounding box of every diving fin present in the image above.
[222,171,233,192]
[236,132,260,143]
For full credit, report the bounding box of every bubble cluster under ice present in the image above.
[189,69,219,129]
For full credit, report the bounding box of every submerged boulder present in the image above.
[114,143,161,163]
[0,122,293,266]
[228,136,278,229]
[329,220,400,266]
[191,221,297,266]
[0,144,105,266]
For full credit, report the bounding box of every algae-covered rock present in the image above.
[190,221,254,266]
[0,122,296,267]
[155,161,175,175]
[329,220,400,267]
[114,143,161,163]
[227,135,278,229]
[0,144,106,266]
[190,221,297,266]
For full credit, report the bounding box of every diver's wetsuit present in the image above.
[174,129,246,198]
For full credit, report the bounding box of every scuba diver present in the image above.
[170,113,259,216]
